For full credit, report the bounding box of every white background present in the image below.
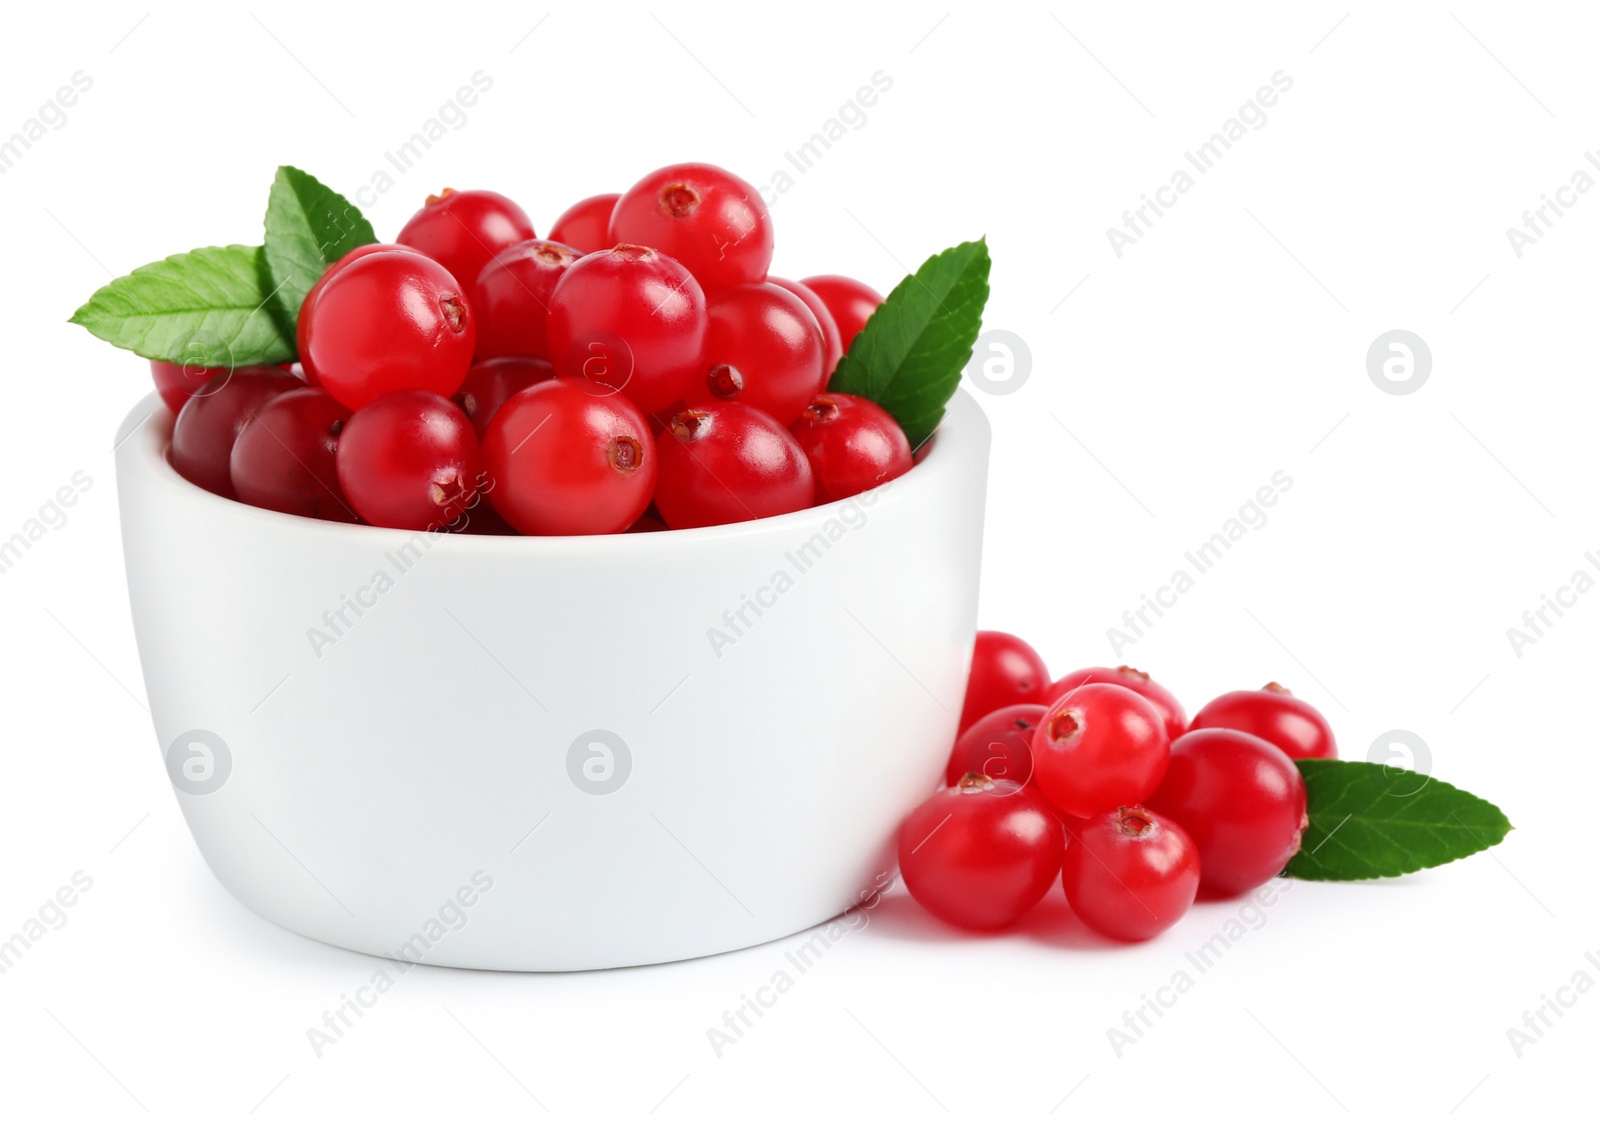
[1,2,1594,1122]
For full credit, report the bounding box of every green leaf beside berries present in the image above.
[69,244,295,367]
[830,238,990,449]
[1285,759,1512,881]
[69,166,375,368]
[262,165,377,335]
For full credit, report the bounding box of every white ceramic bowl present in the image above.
[115,389,989,970]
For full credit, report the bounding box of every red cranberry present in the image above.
[395,188,534,294]
[958,631,1051,735]
[483,378,658,536]
[799,274,883,351]
[150,361,227,413]
[547,193,621,254]
[654,403,814,528]
[300,249,476,410]
[945,704,1046,787]
[898,774,1066,930]
[691,282,826,425]
[335,390,482,531]
[1190,683,1338,760]
[609,163,774,292]
[471,239,582,360]
[1149,728,1309,896]
[230,387,356,521]
[1047,666,1187,742]
[788,392,912,503]
[769,276,844,378]
[545,244,708,415]
[295,243,405,386]
[170,368,304,498]
[1032,683,1171,819]
[1062,806,1199,941]
[454,356,555,438]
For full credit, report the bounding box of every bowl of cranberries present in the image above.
[108,163,991,970]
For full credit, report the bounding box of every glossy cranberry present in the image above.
[453,356,554,438]
[1149,729,1308,896]
[945,704,1046,787]
[471,239,582,360]
[799,274,883,351]
[688,282,826,425]
[958,630,1051,735]
[1047,666,1187,743]
[789,392,912,504]
[229,388,356,521]
[545,244,708,414]
[483,378,657,536]
[898,773,1065,930]
[150,361,227,413]
[300,249,475,410]
[395,188,535,294]
[170,369,304,498]
[769,276,844,378]
[1190,683,1338,760]
[1062,806,1200,941]
[1032,683,1170,819]
[654,403,814,529]
[295,243,403,385]
[547,193,620,254]
[336,390,482,530]
[609,163,773,292]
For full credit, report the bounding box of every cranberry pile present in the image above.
[900,631,1336,941]
[157,163,911,534]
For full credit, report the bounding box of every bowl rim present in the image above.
[115,387,987,551]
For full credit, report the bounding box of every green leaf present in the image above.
[68,244,295,366]
[828,238,990,449]
[1285,760,1512,881]
[262,165,377,334]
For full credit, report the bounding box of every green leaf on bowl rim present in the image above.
[828,238,991,450]
[1285,759,1512,881]
[68,244,295,367]
[262,164,377,336]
